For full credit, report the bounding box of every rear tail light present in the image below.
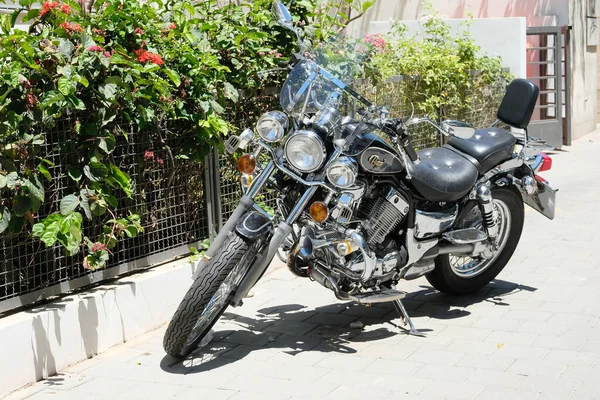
[538,152,552,172]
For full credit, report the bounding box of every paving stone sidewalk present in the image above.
[6,129,600,400]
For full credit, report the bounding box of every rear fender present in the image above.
[495,165,556,220]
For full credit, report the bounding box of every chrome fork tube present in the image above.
[286,186,318,224]
[248,161,276,197]
[193,161,275,279]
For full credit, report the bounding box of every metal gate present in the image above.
[525,26,568,148]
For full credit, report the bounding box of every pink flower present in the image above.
[365,34,386,52]
[104,51,111,58]
[87,45,103,52]
[134,27,144,35]
[156,157,164,167]
[275,53,282,58]
[144,149,154,161]
[91,242,106,252]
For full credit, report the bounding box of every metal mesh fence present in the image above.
[0,116,209,307]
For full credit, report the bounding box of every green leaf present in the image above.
[23,176,44,203]
[58,76,73,95]
[99,83,118,101]
[67,95,86,110]
[90,200,107,216]
[110,165,133,197]
[32,222,44,237]
[124,226,138,238]
[362,0,375,12]
[77,76,89,88]
[13,196,32,217]
[22,8,40,22]
[84,162,108,182]
[37,164,52,182]
[68,167,82,182]
[79,190,92,220]
[60,194,80,215]
[0,207,10,234]
[223,82,239,103]
[209,99,225,114]
[60,212,83,234]
[106,195,118,208]
[58,39,74,58]
[164,68,181,87]
[39,91,64,109]
[98,135,116,154]
[40,220,61,246]
[6,172,18,189]
[81,33,96,50]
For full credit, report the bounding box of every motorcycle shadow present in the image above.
[160,279,536,374]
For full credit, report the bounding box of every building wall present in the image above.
[349,0,597,141]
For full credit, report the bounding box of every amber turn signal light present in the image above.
[238,154,256,175]
[309,201,329,223]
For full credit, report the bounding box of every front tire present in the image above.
[163,234,258,358]
[426,186,524,295]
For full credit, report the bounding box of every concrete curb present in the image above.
[0,256,285,398]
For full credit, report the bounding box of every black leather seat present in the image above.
[408,147,479,202]
[446,128,516,173]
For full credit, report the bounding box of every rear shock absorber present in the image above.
[476,184,498,240]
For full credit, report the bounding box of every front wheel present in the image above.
[163,234,259,358]
[426,186,524,295]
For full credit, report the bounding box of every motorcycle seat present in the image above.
[446,128,516,173]
[408,147,478,202]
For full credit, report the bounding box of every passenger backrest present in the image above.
[497,78,539,129]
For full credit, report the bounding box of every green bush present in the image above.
[369,7,511,121]
[0,0,374,269]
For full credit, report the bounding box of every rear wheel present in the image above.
[163,234,260,358]
[426,186,524,295]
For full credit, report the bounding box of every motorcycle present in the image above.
[163,2,557,358]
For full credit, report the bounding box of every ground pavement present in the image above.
[6,129,600,400]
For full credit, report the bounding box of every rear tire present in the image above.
[163,234,256,358]
[426,186,524,295]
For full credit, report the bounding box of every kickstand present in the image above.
[393,299,426,337]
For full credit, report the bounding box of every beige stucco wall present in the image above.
[349,0,597,142]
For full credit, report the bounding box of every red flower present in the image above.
[40,1,59,16]
[156,157,164,167]
[60,22,84,35]
[168,23,176,30]
[135,49,163,66]
[60,3,71,14]
[134,27,144,35]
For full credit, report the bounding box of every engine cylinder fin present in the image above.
[363,197,404,245]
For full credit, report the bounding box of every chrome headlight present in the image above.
[256,111,289,142]
[326,156,358,188]
[284,130,326,173]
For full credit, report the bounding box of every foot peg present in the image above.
[443,228,487,245]
[351,288,406,304]
[393,299,426,337]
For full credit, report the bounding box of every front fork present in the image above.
[194,159,317,306]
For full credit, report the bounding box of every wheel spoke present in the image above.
[449,199,512,279]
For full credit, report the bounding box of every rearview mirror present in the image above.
[272,2,294,31]
[441,120,476,138]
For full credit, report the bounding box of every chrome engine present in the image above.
[361,188,410,246]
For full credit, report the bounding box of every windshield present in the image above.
[279,37,383,156]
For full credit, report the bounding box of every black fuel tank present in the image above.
[358,133,404,175]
